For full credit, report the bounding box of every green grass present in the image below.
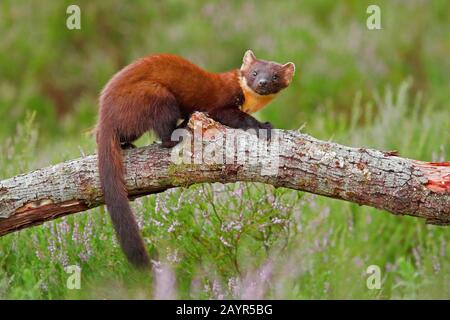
[0,0,449,299]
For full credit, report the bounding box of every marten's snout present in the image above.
[258,79,268,87]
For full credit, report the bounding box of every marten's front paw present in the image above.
[260,121,273,130]
[257,122,273,140]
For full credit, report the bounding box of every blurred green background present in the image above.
[0,0,449,299]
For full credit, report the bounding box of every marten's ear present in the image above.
[282,62,296,84]
[241,50,256,70]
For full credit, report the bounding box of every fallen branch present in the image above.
[1,112,449,236]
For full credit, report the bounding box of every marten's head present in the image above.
[240,50,295,96]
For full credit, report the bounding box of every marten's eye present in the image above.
[252,70,258,77]
[272,74,278,81]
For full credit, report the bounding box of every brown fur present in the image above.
[96,51,295,269]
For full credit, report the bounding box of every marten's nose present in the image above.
[258,79,268,87]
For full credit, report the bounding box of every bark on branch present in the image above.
[1,112,449,236]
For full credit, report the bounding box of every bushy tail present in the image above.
[97,125,150,269]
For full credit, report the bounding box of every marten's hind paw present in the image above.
[161,140,179,148]
[120,142,137,150]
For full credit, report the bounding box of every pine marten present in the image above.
[97,50,295,269]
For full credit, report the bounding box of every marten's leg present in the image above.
[209,107,272,139]
[145,89,181,148]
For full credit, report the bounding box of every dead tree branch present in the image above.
[1,112,449,236]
